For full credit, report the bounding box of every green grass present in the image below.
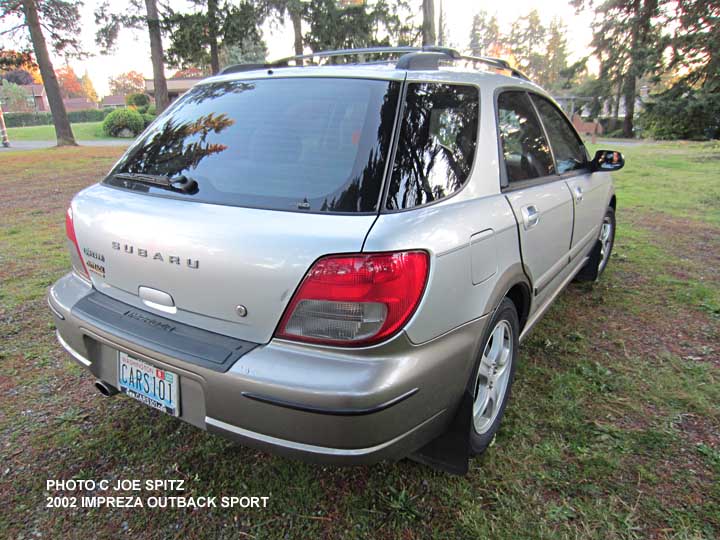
[5,121,118,141]
[0,143,718,539]
[590,140,720,225]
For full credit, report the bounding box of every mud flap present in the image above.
[409,388,473,475]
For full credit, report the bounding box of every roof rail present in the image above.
[218,46,530,81]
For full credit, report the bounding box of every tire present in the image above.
[575,206,616,282]
[469,297,520,455]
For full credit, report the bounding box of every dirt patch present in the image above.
[676,413,720,448]
[625,212,720,283]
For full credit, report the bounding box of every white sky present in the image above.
[6,0,596,96]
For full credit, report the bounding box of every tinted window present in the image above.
[105,78,400,213]
[386,83,478,210]
[531,95,588,174]
[497,91,555,183]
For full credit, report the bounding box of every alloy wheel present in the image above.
[472,320,513,434]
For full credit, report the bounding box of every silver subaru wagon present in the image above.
[48,47,623,474]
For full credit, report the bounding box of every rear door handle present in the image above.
[573,186,583,203]
[521,205,540,230]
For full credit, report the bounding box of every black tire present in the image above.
[575,206,616,282]
[469,297,520,455]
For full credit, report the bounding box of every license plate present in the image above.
[118,352,180,416]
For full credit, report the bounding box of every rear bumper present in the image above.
[49,272,486,464]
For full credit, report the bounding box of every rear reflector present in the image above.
[65,206,90,280]
[276,251,429,346]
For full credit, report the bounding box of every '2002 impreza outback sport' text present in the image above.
[48,46,624,473]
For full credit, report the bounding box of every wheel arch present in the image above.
[483,264,532,335]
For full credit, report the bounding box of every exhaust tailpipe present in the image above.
[95,380,119,397]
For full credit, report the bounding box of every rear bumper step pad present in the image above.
[72,291,258,372]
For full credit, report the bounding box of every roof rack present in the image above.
[219,46,530,81]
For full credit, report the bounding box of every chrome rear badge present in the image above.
[112,241,200,269]
[86,260,106,277]
[83,247,105,262]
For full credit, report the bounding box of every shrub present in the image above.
[67,108,110,123]
[126,93,151,107]
[141,113,156,128]
[4,109,111,127]
[102,108,145,137]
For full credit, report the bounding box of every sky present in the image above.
[5,0,596,97]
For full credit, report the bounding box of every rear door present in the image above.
[497,91,574,298]
[530,94,610,262]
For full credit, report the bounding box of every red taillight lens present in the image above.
[276,251,429,346]
[65,206,90,280]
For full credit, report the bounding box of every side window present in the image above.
[386,83,479,210]
[497,91,555,183]
[531,95,588,174]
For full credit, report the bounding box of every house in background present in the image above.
[62,97,98,111]
[101,95,126,109]
[145,69,206,103]
[21,84,49,112]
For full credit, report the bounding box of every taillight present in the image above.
[276,251,429,346]
[65,206,90,280]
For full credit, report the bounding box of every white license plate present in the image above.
[118,352,180,416]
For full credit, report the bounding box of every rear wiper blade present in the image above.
[112,172,198,194]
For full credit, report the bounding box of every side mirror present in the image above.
[591,150,625,172]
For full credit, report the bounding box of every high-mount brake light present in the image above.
[65,206,90,280]
[276,251,429,346]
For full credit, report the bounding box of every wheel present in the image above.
[575,206,616,282]
[469,297,519,455]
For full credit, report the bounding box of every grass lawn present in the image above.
[0,143,718,539]
[5,121,117,141]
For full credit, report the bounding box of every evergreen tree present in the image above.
[468,11,499,57]
[304,0,410,54]
[639,0,720,139]
[164,1,264,74]
[573,0,666,137]
[505,10,547,80]
[542,17,569,89]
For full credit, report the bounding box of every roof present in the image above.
[20,83,45,97]
[101,94,126,106]
[205,63,542,94]
[206,47,542,92]
[63,97,98,110]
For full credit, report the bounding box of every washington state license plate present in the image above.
[118,352,180,416]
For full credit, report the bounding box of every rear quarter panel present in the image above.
[363,196,521,344]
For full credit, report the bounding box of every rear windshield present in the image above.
[105,78,400,213]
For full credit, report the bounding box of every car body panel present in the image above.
[504,179,575,297]
[565,171,614,261]
[71,183,376,344]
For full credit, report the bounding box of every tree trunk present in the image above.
[622,75,636,138]
[289,7,303,66]
[21,0,76,146]
[145,0,169,113]
[422,0,436,46]
[207,0,220,74]
[437,0,444,46]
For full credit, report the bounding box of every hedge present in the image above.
[4,108,112,128]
